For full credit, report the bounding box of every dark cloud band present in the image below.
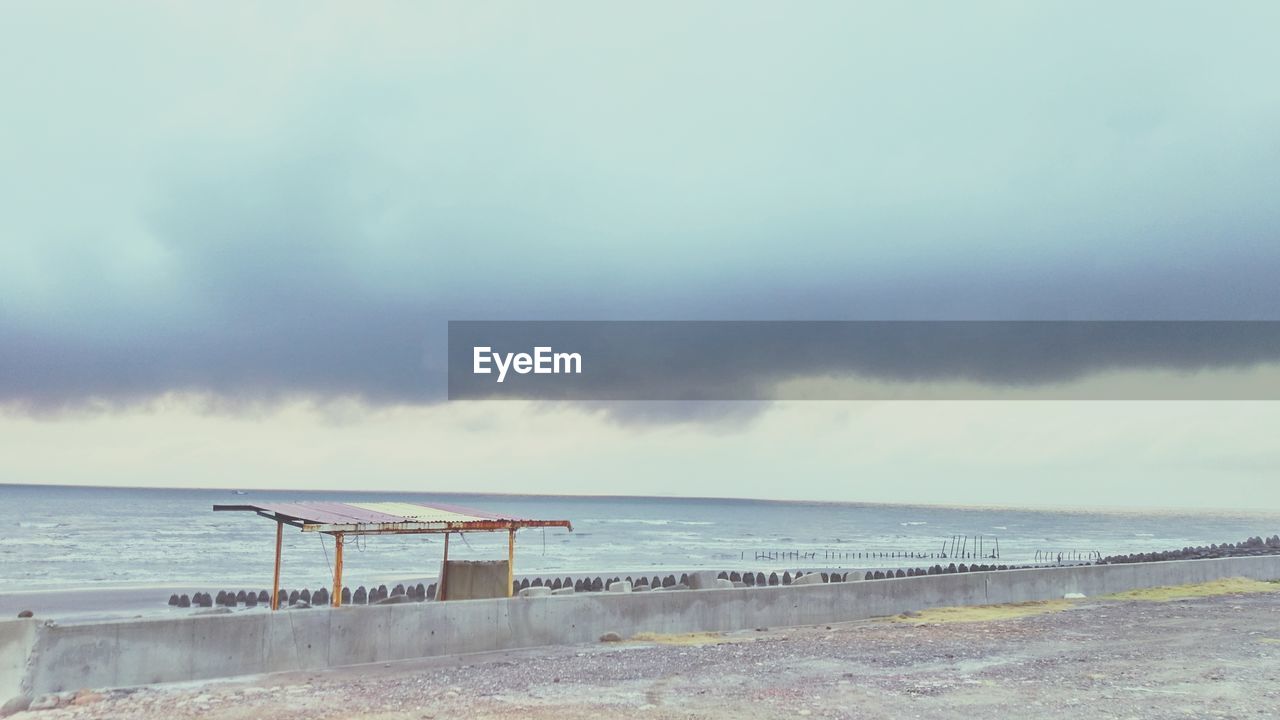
[448,321,1280,401]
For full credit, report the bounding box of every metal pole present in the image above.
[508,528,516,598]
[271,520,283,611]
[331,533,344,608]
[440,532,450,601]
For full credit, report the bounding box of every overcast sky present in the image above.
[2,2,1279,508]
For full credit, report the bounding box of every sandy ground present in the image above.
[13,580,1280,720]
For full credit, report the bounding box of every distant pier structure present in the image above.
[748,534,1003,563]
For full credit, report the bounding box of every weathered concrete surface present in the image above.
[0,619,36,706]
[15,555,1280,696]
[686,571,720,590]
[440,560,509,601]
[20,586,1280,719]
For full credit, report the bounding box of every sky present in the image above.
[2,2,1279,508]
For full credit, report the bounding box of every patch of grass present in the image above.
[889,600,1074,625]
[629,631,734,646]
[1103,577,1279,602]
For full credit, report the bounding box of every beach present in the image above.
[7,484,1279,605]
[6,2,1280,716]
[11,580,1278,719]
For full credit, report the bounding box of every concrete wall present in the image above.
[0,618,37,704]
[10,556,1280,700]
[440,560,509,601]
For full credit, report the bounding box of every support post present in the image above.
[507,528,516,597]
[440,532,450,601]
[271,520,283,611]
[331,533,344,608]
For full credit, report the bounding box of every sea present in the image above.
[3,484,1279,595]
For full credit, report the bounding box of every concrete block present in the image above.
[263,608,330,672]
[607,581,632,593]
[550,587,575,596]
[441,560,509,601]
[0,619,37,705]
[715,579,735,589]
[651,583,691,592]
[687,572,721,590]
[378,604,441,662]
[433,598,506,656]
[189,613,267,682]
[25,622,120,694]
[792,573,825,586]
[518,587,551,598]
[110,617,198,688]
[329,604,388,666]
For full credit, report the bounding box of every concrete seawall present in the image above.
[4,555,1278,701]
[0,618,36,709]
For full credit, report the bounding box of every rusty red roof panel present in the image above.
[265,501,407,525]
[212,500,570,533]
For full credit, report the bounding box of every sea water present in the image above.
[2,484,1277,593]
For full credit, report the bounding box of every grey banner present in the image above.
[447,321,1280,401]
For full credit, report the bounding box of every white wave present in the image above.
[899,521,928,526]
[581,519,670,525]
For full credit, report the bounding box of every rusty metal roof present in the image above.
[213,500,573,535]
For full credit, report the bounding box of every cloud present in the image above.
[447,321,1280,402]
[3,2,1280,416]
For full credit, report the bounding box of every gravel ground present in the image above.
[12,585,1280,720]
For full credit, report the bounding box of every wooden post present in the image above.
[271,520,283,611]
[507,528,516,597]
[331,533,344,608]
[440,532,450,601]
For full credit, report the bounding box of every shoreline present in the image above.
[0,564,934,622]
[11,537,1278,621]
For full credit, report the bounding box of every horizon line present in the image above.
[3,481,1278,518]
